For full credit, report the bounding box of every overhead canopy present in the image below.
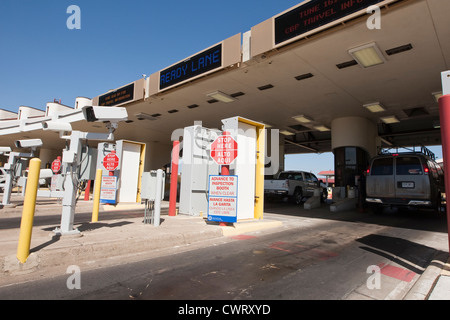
[0,0,447,156]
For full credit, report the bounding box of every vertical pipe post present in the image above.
[2,160,14,205]
[84,180,91,201]
[169,140,180,217]
[220,160,230,226]
[439,94,450,251]
[16,158,41,263]
[91,169,103,223]
[221,165,230,176]
[154,169,163,227]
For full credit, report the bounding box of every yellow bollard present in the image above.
[16,158,41,263]
[91,169,103,222]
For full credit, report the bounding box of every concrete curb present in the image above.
[330,198,357,212]
[2,218,283,276]
[2,228,224,274]
[403,252,449,300]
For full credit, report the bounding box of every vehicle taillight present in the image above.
[366,165,371,175]
[423,163,429,174]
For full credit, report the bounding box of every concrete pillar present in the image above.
[331,116,379,157]
[143,142,172,172]
[331,117,380,188]
[75,97,92,109]
[38,148,60,169]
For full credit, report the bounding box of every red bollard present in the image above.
[169,141,180,217]
[84,180,91,201]
[439,95,450,252]
[219,164,230,227]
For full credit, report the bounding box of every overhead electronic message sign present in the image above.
[275,0,388,45]
[99,83,134,107]
[159,44,222,91]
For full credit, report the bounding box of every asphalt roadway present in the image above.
[0,195,449,301]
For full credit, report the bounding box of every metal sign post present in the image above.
[439,70,450,251]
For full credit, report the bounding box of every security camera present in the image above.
[42,121,72,132]
[15,139,43,149]
[82,106,128,123]
[0,146,11,154]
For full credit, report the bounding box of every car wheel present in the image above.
[434,192,445,215]
[292,188,303,205]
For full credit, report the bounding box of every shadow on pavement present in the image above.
[264,200,448,234]
[357,234,447,274]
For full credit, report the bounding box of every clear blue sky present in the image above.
[0,0,301,112]
[0,0,443,176]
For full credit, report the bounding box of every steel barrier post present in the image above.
[154,169,163,226]
[91,169,102,222]
[16,158,41,263]
[169,140,180,216]
[440,71,450,251]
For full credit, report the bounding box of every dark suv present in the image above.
[366,148,445,212]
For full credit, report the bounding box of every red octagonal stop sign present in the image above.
[103,151,120,171]
[210,132,238,165]
[51,157,62,173]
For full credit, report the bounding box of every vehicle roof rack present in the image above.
[378,145,436,160]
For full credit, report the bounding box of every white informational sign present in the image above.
[100,176,117,204]
[208,175,238,223]
[50,174,60,192]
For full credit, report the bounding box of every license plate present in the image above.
[401,182,415,188]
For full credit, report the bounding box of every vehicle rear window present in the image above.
[371,158,393,175]
[396,157,422,175]
[278,172,303,181]
[277,173,290,180]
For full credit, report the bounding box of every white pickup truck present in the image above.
[264,170,325,204]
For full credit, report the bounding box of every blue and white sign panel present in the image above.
[100,176,117,204]
[208,175,238,223]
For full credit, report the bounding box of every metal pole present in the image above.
[91,169,102,222]
[58,131,82,235]
[221,164,230,176]
[154,169,163,227]
[2,156,14,206]
[84,179,91,201]
[439,94,450,251]
[169,140,180,216]
[440,71,450,251]
[16,158,41,263]
[220,164,230,226]
[219,131,232,226]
